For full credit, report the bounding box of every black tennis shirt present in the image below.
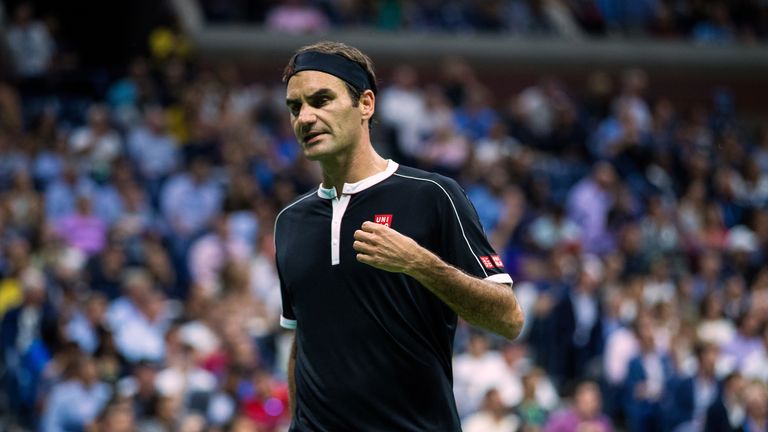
[275,161,513,431]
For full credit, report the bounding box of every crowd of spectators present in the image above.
[3,2,768,432]
[201,0,768,43]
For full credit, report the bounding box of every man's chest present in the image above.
[276,190,437,287]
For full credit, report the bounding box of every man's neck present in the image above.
[320,145,388,195]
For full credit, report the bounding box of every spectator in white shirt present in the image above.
[69,104,123,178]
[42,355,112,432]
[462,388,520,432]
[454,332,517,417]
[6,3,53,78]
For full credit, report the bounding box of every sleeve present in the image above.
[275,234,297,330]
[435,178,513,286]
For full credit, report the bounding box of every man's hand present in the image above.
[353,221,424,274]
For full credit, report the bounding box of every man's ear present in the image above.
[359,89,375,121]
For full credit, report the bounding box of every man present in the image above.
[667,342,721,432]
[624,313,673,432]
[275,41,524,431]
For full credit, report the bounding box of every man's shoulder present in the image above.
[392,165,463,194]
[275,189,319,224]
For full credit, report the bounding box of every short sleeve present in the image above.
[276,258,297,330]
[436,178,513,286]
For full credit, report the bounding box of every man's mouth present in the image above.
[303,132,326,146]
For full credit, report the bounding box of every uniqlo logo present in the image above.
[374,214,393,227]
[480,256,494,269]
[491,254,504,268]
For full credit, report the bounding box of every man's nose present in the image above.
[297,104,317,125]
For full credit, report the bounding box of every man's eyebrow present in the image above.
[286,88,337,106]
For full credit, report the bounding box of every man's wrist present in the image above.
[403,247,442,280]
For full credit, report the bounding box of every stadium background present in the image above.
[1,0,768,431]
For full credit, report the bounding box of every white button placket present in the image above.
[330,194,351,265]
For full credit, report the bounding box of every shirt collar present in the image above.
[317,160,399,199]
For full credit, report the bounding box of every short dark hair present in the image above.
[283,41,378,107]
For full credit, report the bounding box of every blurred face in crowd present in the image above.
[286,71,373,162]
[88,105,111,133]
[698,344,719,377]
[100,402,135,432]
[574,382,602,419]
[636,315,656,352]
[483,389,506,416]
[744,382,768,421]
[79,357,99,386]
[593,162,616,190]
[468,334,489,357]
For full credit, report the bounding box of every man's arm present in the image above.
[353,221,524,340]
[288,334,297,415]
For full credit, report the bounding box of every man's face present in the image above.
[286,70,366,161]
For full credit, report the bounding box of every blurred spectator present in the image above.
[462,388,521,432]
[703,372,746,432]
[6,3,54,79]
[65,292,107,354]
[241,370,290,430]
[2,170,43,237]
[566,162,617,254]
[739,381,768,431]
[550,255,605,391]
[453,84,499,141]
[378,65,429,164]
[544,380,613,432]
[515,369,552,431]
[693,1,736,43]
[667,342,721,432]
[41,355,111,431]
[68,104,123,180]
[265,0,330,33]
[454,332,518,416]
[696,291,736,347]
[420,115,470,177]
[113,287,170,363]
[160,154,223,243]
[53,195,107,256]
[623,312,673,432]
[0,267,57,429]
[720,310,763,373]
[94,400,136,432]
[188,213,250,297]
[741,324,768,384]
[250,231,282,317]
[126,106,180,190]
[106,57,156,128]
[44,161,96,222]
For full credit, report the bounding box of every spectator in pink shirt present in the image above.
[545,381,613,432]
[54,195,107,256]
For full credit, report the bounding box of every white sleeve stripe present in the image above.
[280,316,297,329]
[393,173,488,277]
[485,273,514,286]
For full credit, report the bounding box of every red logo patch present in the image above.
[374,214,393,227]
[491,254,504,268]
[480,256,494,269]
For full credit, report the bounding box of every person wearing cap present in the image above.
[275,41,524,431]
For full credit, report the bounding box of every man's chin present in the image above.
[303,145,334,161]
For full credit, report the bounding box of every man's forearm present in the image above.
[405,249,524,340]
[353,221,524,339]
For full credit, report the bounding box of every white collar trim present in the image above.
[317,160,399,199]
